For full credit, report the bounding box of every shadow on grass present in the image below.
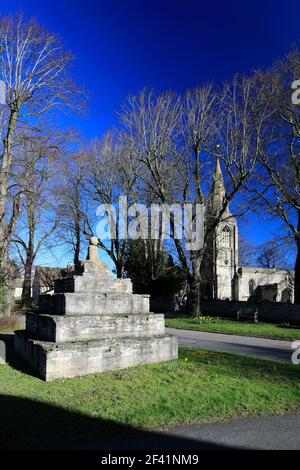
[277,323,300,330]
[0,394,234,451]
[0,335,233,450]
[0,333,36,378]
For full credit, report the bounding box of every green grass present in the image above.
[0,327,13,333]
[0,326,21,333]
[166,317,300,340]
[0,346,300,448]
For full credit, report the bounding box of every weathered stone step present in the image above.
[14,331,178,381]
[54,275,133,294]
[39,292,150,316]
[26,312,165,342]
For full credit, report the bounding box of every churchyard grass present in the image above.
[165,317,300,341]
[0,346,299,448]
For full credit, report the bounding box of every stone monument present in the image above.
[14,237,178,380]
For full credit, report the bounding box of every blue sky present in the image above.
[3,0,300,266]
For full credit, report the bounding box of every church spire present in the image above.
[209,158,227,214]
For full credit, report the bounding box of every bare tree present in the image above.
[256,239,283,269]
[0,13,84,279]
[252,50,300,302]
[84,130,140,277]
[55,151,89,271]
[12,131,61,306]
[238,234,255,266]
[119,80,272,315]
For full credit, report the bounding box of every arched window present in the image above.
[249,279,255,295]
[281,288,292,303]
[222,226,230,248]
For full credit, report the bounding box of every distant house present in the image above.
[12,266,69,303]
[32,266,68,304]
[13,277,27,300]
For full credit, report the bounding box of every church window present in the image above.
[222,226,230,247]
[249,279,255,295]
[281,288,292,303]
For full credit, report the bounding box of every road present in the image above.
[159,412,300,450]
[75,329,298,450]
[76,413,300,450]
[166,327,293,362]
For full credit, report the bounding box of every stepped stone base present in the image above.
[26,312,165,342]
[15,331,178,381]
[39,292,150,316]
[54,275,133,294]
[14,238,178,380]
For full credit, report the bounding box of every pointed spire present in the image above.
[209,158,227,214]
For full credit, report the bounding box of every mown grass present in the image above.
[0,346,299,448]
[165,317,300,340]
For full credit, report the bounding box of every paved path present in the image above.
[76,413,300,450]
[159,412,300,450]
[166,327,293,362]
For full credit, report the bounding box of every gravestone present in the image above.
[14,237,178,380]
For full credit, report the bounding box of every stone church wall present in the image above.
[237,267,294,303]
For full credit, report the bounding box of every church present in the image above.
[201,160,294,304]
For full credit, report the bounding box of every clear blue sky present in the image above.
[3,0,299,266]
[4,0,300,137]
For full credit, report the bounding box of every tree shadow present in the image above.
[0,394,235,450]
[0,334,236,450]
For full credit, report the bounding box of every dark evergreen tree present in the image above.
[124,240,185,297]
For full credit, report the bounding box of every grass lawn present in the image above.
[0,343,300,448]
[0,326,19,333]
[165,316,300,341]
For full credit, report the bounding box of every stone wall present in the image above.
[236,267,294,303]
[202,299,300,324]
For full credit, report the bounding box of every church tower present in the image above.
[202,159,239,300]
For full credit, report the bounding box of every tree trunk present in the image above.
[294,210,300,304]
[73,181,82,272]
[187,275,201,316]
[21,254,33,307]
[186,252,203,316]
[115,260,123,278]
[74,224,81,272]
[21,188,35,308]
[0,108,19,276]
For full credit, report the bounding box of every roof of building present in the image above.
[33,266,68,288]
[13,277,26,289]
[238,266,294,275]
